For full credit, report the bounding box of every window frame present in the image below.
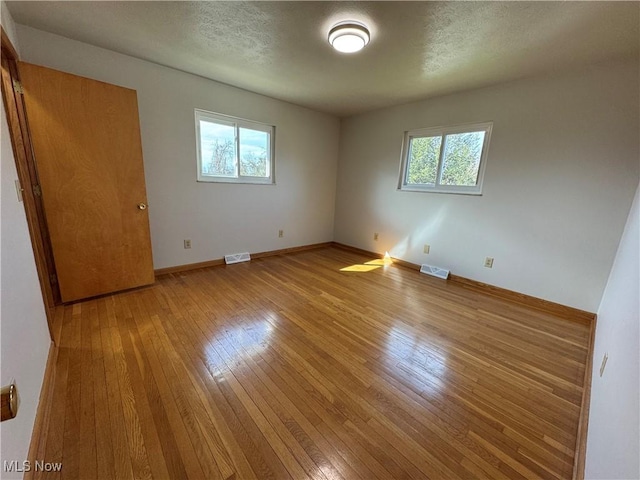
[398,121,492,195]
[195,109,275,184]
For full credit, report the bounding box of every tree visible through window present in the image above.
[196,109,274,184]
[400,123,492,194]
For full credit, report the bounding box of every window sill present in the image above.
[197,177,275,185]
[398,186,483,195]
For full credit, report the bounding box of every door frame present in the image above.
[1,27,59,340]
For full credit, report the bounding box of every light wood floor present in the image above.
[35,247,590,479]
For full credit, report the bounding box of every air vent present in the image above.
[420,264,450,280]
[224,252,251,265]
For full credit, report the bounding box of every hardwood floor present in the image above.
[35,247,591,479]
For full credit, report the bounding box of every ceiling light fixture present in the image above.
[328,21,370,53]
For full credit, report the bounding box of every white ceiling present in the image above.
[7,1,639,117]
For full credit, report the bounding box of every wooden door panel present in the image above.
[19,62,154,302]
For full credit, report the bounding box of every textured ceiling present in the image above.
[6,1,639,117]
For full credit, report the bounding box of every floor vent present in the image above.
[420,264,450,280]
[224,252,251,265]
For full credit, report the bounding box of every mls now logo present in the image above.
[4,460,62,472]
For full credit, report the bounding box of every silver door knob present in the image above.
[137,203,147,210]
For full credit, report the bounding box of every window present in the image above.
[399,122,492,194]
[195,109,275,184]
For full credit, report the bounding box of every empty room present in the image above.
[1,1,638,479]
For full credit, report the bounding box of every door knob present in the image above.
[1,384,17,422]
[137,202,147,210]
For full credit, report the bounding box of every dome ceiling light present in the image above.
[328,22,370,53]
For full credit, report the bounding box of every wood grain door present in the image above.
[19,62,154,302]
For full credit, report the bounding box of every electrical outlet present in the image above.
[374,232,379,241]
[423,244,430,254]
[600,352,608,377]
[278,229,284,238]
[184,239,191,249]
[484,257,494,268]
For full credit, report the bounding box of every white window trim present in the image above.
[195,109,276,184]
[398,121,493,195]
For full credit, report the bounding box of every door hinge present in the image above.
[33,184,42,197]
[49,274,57,285]
[12,80,23,95]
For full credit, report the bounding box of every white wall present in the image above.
[0,4,52,476]
[335,61,639,312]
[1,0,19,53]
[585,183,639,480]
[16,25,340,270]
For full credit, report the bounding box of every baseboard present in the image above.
[331,242,596,323]
[251,242,333,260]
[25,341,58,479]
[154,258,225,276]
[449,275,595,323]
[331,242,385,259]
[572,316,597,480]
[154,242,333,277]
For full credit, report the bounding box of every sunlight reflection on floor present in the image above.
[386,325,448,397]
[340,252,393,272]
[204,317,274,375]
[340,264,381,272]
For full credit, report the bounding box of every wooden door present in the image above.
[19,62,154,302]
